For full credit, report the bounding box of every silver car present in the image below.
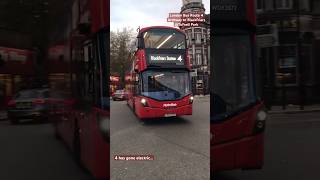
[7,89,49,124]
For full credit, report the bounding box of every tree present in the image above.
[110,27,135,89]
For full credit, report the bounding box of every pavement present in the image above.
[0,120,93,180]
[268,104,320,114]
[110,96,210,180]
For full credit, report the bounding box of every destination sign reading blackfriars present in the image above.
[148,54,185,65]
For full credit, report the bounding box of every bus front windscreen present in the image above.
[143,29,185,49]
[213,35,257,121]
[141,70,191,101]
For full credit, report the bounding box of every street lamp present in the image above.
[296,0,305,110]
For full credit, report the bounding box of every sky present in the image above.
[111,0,210,32]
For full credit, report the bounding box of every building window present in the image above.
[276,45,297,85]
[203,48,207,65]
[256,0,265,11]
[191,57,194,66]
[188,32,193,45]
[300,0,310,11]
[277,57,297,85]
[203,56,207,66]
[196,33,201,44]
[196,54,201,65]
[276,0,293,9]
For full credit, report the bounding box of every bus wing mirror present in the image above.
[136,36,143,49]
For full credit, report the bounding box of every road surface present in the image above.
[111,96,210,180]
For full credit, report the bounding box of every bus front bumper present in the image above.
[211,133,264,171]
[137,104,192,119]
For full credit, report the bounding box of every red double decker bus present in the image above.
[127,26,193,120]
[211,0,267,171]
[50,0,109,179]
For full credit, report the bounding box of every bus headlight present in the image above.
[98,116,109,142]
[257,110,267,121]
[254,109,267,134]
[189,96,194,103]
[141,98,148,107]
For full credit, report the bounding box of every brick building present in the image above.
[256,0,320,107]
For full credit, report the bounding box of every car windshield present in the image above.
[212,35,256,122]
[141,70,191,101]
[142,29,185,49]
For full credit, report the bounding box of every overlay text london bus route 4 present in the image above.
[167,13,206,27]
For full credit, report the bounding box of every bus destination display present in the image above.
[148,53,185,66]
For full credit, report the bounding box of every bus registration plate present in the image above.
[164,113,176,117]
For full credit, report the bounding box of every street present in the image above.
[0,119,93,180]
[213,112,320,180]
[111,96,210,180]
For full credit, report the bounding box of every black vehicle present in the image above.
[7,88,50,124]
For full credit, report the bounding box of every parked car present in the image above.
[7,88,50,124]
[112,89,127,101]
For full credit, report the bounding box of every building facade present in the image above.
[256,0,320,108]
[180,0,210,95]
[0,47,36,108]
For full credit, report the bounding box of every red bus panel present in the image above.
[211,0,265,172]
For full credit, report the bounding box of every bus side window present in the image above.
[80,43,95,111]
[134,74,139,95]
